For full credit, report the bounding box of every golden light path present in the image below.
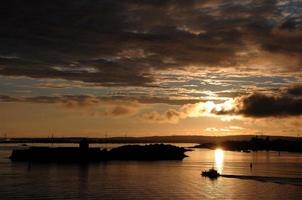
[214,148,224,173]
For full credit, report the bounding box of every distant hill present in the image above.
[1,135,301,144]
[193,136,302,153]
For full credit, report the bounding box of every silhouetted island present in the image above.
[193,136,302,153]
[10,139,188,162]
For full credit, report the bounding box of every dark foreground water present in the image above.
[1,143,302,199]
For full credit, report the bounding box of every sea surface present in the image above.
[0,143,302,199]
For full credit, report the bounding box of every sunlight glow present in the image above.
[188,99,235,118]
[204,101,215,112]
[214,148,224,173]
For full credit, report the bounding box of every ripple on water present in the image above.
[0,147,302,199]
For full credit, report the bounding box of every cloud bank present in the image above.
[0,0,301,87]
[215,85,302,117]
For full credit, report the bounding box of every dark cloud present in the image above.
[287,85,302,96]
[0,0,301,86]
[215,85,302,117]
[235,93,302,117]
[0,95,20,102]
[0,94,100,107]
[0,94,202,106]
[104,106,135,117]
[142,109,185,123]
[215,91,247,98]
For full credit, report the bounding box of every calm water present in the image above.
[0,143,302,199]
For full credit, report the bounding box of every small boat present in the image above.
[201,168,220,179]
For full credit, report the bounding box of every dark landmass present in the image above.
[10,141,188,162]
[193,137,302,153]
[1,135,301,144]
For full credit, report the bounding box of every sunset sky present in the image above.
[0,0,301,137]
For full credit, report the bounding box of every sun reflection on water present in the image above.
[214,148,224,173]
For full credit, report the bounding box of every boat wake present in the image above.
[221,174,302,186]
